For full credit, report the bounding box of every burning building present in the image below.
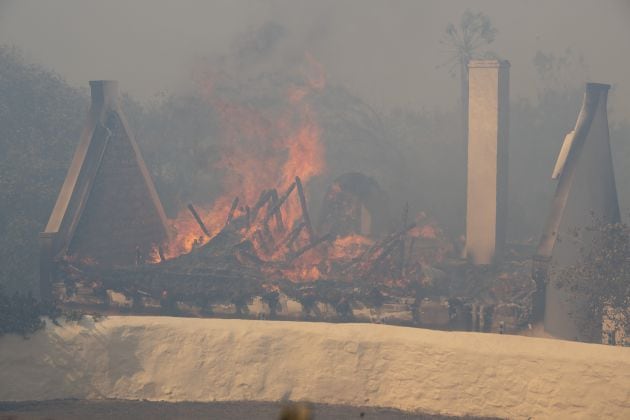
[40,81,170,300]
[40,64,534,335]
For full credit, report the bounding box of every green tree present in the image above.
[555,221,630,343]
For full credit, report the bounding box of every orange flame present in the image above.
[155,54,448,283]
[162,53,326,260]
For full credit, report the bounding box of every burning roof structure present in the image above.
[41,63,535,335]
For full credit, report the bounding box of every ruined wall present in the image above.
[543,83,620,340]
[68,111,166,266]
[42,81,169,282]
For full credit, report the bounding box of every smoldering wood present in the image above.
[250,189,273,222]
[278,182,297,207]
[295,176,315,243]
[265,188,285,232]
[52,224,535,334]
[318,172,390,238]
[253,229,272,255]
[187,203,211,237]
[363,237,405,280]
[337,222,416,283]
[284,221,306,251]
[289,233,334,262]
[45,118,537,335]
[264,183,296,230]
[359,223,416,265]
[261,220,276,252]
[349,224,414,280]
[268,189,280,226]
[226,197,239,225]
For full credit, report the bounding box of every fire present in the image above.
[153,53,450,283]
[329,234,374,260]
[162,53,326,260]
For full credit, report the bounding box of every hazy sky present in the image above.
[1,0,629,121]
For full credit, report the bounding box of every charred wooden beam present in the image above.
[262,219,276,251]
[234,242,265,266]
[267,189,285,232]
[250,189,273,223]
[245,206,251,229]
[364,237,404,279]
[158,246,166,263]
[226,197,239,225]
[295,176,315,243]
[271,192,285,231]
[284,221,306,251]
[254,229,272,255]
[289,233,333,262]
[257,191,277,246]
[345,223,417,274]
[187,203,211,237]
[379,223,416,252]
[278,182,297,206]
[264,183,296,230]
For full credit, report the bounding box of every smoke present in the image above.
[0,0,628,119]
[1,0,629,242]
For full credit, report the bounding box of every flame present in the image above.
[329,234,373,260]
[155,53,449,284]
[163,53,326,260]
[409,212,442,239]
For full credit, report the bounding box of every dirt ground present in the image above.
[0,400,498,420]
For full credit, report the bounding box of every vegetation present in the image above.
[555,221,630,342]
[0,46,86,293]
[0,285,46,336]
[0,284,106,337]
[440,10,497,149]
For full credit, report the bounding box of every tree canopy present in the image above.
[0,46,87,293]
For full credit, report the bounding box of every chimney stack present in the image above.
[40,80,170,300]
[89,80,119,109]
[535,82,620,340]
[465,59,510,265]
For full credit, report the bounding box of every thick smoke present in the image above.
[2,0,630,242]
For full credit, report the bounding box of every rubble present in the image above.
[51,172,536,334]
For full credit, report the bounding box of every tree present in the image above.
[440,10,497,151]
[0,285,45,336]
[555,221,630,343]
[0,46,86,293]
[533,48,589,92]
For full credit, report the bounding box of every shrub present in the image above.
[555,221,630,342]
